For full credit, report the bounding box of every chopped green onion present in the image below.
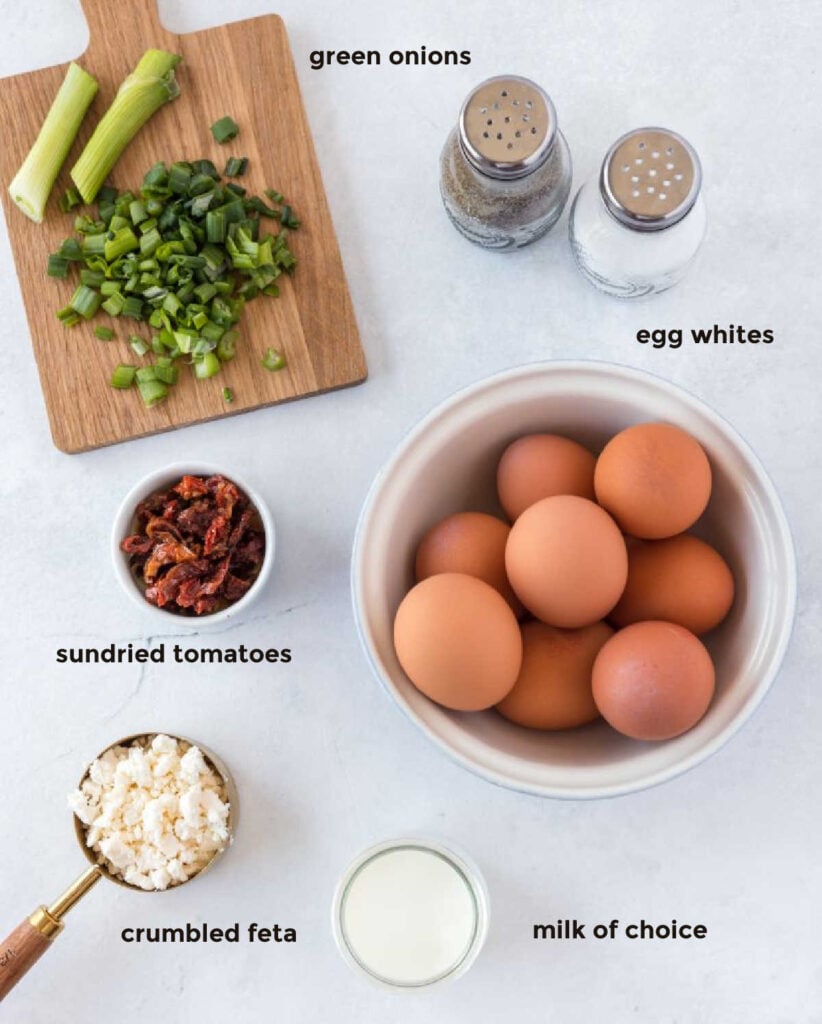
[56,305,81,327]
[216,329,238,361]
[80,233,106,255]
[129,199,148,224]
[194,352,221,379]
[58,238,83,261]
[79,268,105,287]
[104,226,139,261]
[140,226,162,257]
[224,157,248,177]
[137,379,168,406]
[192,159,219,178]
[245,195,278,218]
[280,204,300,229]
[222,386,234,403]
[111,364,136,388]
[52,152,299,404]
[168,161,192,194]
[94,325,115,340]
[59,186,83,213]
[261,347,286,371]
[122,296,144,319]
[69,284,102,319]
[47,254,70,278]
[129,335,150,356]
[155,363,178,385]
[102,292,126,317]
[8,62,98,223]
[71,49,182,203]
[211,115,239,144]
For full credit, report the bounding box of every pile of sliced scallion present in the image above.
[48,157,297,406]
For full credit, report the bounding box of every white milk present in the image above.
[339,844,480,986]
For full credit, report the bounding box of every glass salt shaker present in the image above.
[439,75,572,251]
[569,127,706,297]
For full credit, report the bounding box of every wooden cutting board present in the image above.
[0,0,366,452]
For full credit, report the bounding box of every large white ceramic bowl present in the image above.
[112,462,274,628]
[352,361,796,799]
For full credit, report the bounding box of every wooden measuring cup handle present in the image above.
[0,910,59,1001]
[0,867,102,1000]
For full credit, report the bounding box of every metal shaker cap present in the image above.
[459,75,557,180]
[600,128,702,232]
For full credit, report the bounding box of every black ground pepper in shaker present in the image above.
[439,75,572,251]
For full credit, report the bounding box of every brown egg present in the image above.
[592,621,715,741]
[415,511,523,616]
[610,534,735,635]
[497,434,596,520]
[393,573,522,711]
[594,422,712,539]
[505,495,628,628]
[497,620,613,730]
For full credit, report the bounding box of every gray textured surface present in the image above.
[0,1,819,1021]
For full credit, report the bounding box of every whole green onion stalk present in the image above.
[8,62,98,223]
[71,49,182,203]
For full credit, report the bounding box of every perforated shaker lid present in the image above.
[459,75,557,180]
[600,128,702,232]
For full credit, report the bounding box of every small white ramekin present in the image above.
[111,462,275,628]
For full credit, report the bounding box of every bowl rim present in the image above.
[111,461,275,629]
[351,358,797,800]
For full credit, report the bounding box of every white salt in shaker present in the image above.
[569,127,706,297]
[440,75,572,251]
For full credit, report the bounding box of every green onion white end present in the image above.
[8,62,98,223]
[71,49,182,204]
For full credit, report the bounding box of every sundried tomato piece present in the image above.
[152,560,208,607]
[203,513,230,556]
[135,490,172,523]
[223,574,252,601]
[174,475,210,500]
[200,556,231,596]
[145,516,184,542]
[193,595,220,615]
[176,500,213,539]
[212,477,241,519]
[120,535,154,556]
[144,540,200,582]
[227,507,254,547]
[162,498,182,521]
[231,531,265,573]
[175,580,201,608]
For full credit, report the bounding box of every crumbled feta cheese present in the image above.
[68,735,231,891]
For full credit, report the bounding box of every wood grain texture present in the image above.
[0,917,52,1001]
[0,0,366,452]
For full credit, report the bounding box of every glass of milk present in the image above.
[332,837,489,989]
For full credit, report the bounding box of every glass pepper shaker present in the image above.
[569,127,706,297]
[439,75,572,251]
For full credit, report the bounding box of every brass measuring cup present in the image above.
[0,732,237,1002]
